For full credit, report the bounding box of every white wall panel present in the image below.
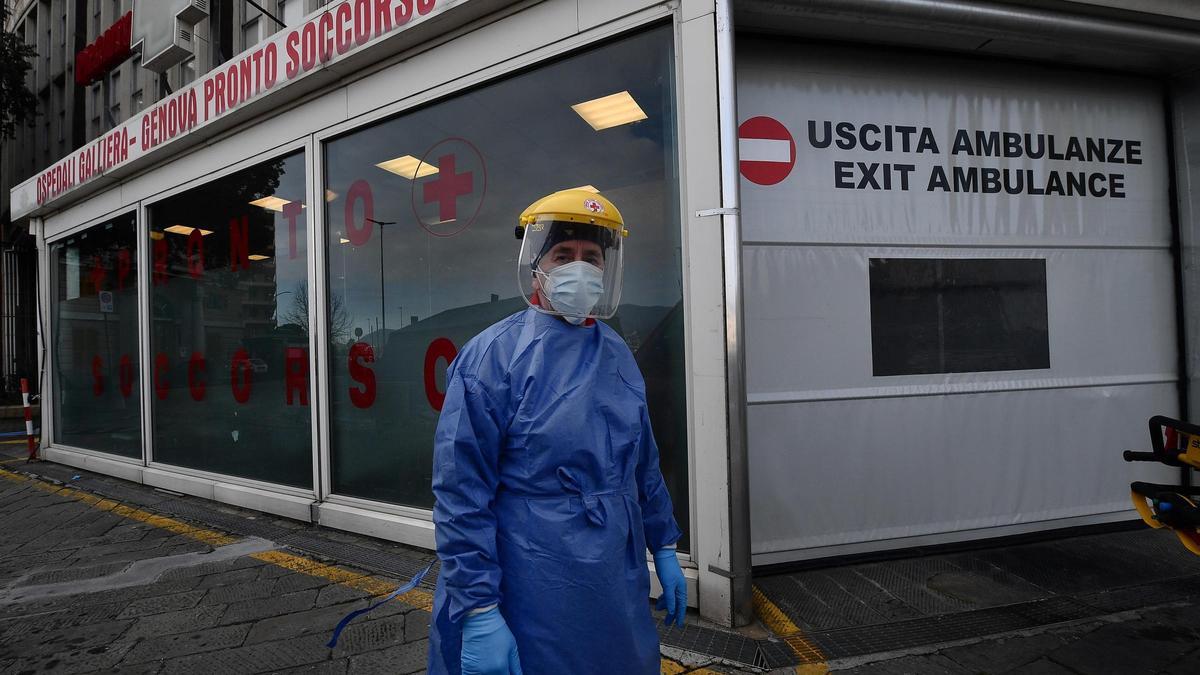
[745,245,1178,396]
[739,38,1179,561]
[749,383,1179,560]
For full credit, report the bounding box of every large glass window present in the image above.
[323,26,688,546]
[869,258,1051,376]
[148,152,312,488]
[51,212,141,457]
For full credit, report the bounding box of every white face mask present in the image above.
[538,261,605,324]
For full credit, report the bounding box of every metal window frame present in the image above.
[42,203,145,462]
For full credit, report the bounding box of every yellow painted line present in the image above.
[753,585,829,671]
[0,456,30,462]
[2,465,434,616]
[0,439,38,445]
[0,466,237,546]
[250,549,435,612]
[660,657,687,674]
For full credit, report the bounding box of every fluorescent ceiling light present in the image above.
[249,196,290,212]
[571,91,647,131]
[149,231,165,241]
[339,237,350,244]
[248,254,270,261]
[325,189,338,202]
[164,225,213,236]
[376,155,438,179]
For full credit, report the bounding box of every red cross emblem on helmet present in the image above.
[583,198,604,214]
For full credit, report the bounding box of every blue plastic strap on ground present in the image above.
[326,561,434,648]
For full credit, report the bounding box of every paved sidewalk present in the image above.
[5,447,1200,674]
[0,452,766,674]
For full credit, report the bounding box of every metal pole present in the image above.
[715,0,754,627]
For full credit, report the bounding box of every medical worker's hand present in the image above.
[654,548,687,627]
[461,606,523,675]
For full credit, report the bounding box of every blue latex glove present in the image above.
[654,548,687,627]
[461,606,523,675]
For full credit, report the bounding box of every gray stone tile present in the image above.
[347,639,429,675]
[119,623,251,664]
[156,634,333,675]
[193,565,262,589]
[329,614,406,658]
[117,590,208,618]
[833,654,963,675]
[243,600,371,645]
[220,589,318,625]
[939,632,1074,673]
[405,610,430,643]
[126,603,228,639]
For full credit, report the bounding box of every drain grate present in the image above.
[657,623,761,668]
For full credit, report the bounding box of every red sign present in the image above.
[75,12,133,86]
[738,116,796,186]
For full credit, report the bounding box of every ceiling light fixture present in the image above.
[249,196,291,212]
[571,91,647,131]
[375,155,439,179]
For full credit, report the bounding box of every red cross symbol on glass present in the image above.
[422,154,473,222]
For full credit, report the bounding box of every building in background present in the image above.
[9,0,1200,629]
[0,0,326,400]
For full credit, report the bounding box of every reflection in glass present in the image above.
[51,213,141,457]
[323,26,688,548]
[148,152,312,487]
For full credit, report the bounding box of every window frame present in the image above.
[44,204,145,465]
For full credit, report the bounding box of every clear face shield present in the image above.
[517,217,624,324]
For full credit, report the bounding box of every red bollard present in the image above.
[21,378,36,461]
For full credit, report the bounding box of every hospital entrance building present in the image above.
[11,0,1200,627]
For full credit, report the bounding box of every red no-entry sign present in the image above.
[738,116,795,186]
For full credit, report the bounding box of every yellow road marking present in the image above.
[0,466,237,546]
[250,549,435,611]
[753,585,829,671]
[660,657,687,674]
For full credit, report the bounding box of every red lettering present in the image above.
[301,21,317,70]
[154,353,169,400]
[118,354,133,398]
[92,355,105,396]
[423,337,457,411]
[117,249,131,290]
[89,254,107,292]
[153,238,168,286]
[186,228,204,278]
[335,2,353,54]
[394,0,413,26]
[354,0,371,45]
[225,63,239,109]
[285,347,310,406]
[417,0,434,15]
[283,201,304,259]
[188,352,207,401]
[264,43,278,88]
[203,78,215,118]
[285,31,301,78]
[348,342,376,409]
[231,348,253,403]
[345,179,374,246]
[317,11,334,63]
[230,215,250,271]
[374,0,393,37]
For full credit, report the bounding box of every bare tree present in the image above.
[281,281,353,343]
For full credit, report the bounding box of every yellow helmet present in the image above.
[515,188,628,239]
[515,187,627,322]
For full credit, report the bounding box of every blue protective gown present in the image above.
[427,308,682,675]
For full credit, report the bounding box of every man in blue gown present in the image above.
[427,188,687,674]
